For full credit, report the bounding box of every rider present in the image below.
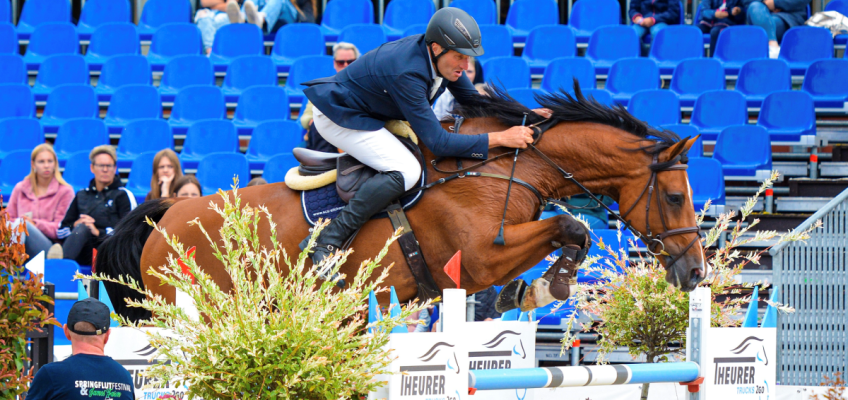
[300,7,535,278]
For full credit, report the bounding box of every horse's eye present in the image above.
[667,194,683,206]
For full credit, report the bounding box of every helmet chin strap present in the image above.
[428,43,449,78]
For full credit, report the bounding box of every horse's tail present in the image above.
[96,197,177,323]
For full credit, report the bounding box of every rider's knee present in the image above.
[398,159,421,191]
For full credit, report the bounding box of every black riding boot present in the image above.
[299,171,407,284]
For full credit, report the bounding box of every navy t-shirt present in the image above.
[27,354,135,400]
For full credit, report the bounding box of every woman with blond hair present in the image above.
[5,143,75,258]
[146,149,183,200]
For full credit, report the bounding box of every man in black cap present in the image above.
[27,298,135,400]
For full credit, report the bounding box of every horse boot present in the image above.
[299,170,407,288]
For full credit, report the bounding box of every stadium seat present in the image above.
[585,26,639,76]
[338,23,387,55]
[382,0,434,41]
[137,0,192,41]
[713,125,772,178]
[116,119,173,169]
[63,151,94,192]
[196,152,250,194]
[801,59,848,110]
[778,27,833,76]
[648,25,703,75]
[0,84,34,119]
[271,23,324,74]
[483,57,531,90]
[0,55,26,85]
[540,57,595,93]
[53,118,109,166]
[450,0,496,25]
[505,0,559,44]
[734,59,791,108]
[629,90,680,127]
[147,23,203,71]
[31,55,88,101]
[521,25,576,75]
[0,150,31,199]
[568,0,620,44]
[0,0,8,23]
[660,124,702,158]
[221,55,277,103]
[179,120,239,169]
[477,25,513,64]
[509,88,544,109]
[285,55,336,106]
[15,0,71,40]
[0,118,43,160]
[40,84,98,133]
[125,151,157,204]
[95,55,152,101]
[209,23,264,72]
[582,88,614,106]
[158,55,214,102]
[233,86,290,136]
[825,0,848,47]
[263,153,299,183]
[713,26,768,76]
[757,91,816,143]
[0,23,15,54]
[245,120,304,170]
[320,0,374,42]
[687,157,725,213]
[669,58,725,107]
[690,90,747,141]
[605,58,660,106]
[168,85,226,135]
[402,24,427,37]
[22,22,78,70]
[76,0,130,41]
[103,85,162,133]
[84,22,140,71]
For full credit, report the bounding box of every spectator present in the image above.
[629,0,680,48]
[26,298,134,400]
[699,0,745,55]
[433,58,483,121]
[49,146,135,265]
[300,42,360,153]
[247,177,267,186]
[742,0,808,58]
[5,144,75,259]
[173,175,202,198]
[146,149,183,201]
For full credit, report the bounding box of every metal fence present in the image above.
[770,188,848,386]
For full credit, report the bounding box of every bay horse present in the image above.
[97,84,705,323]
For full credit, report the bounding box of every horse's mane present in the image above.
[449,80,682,155]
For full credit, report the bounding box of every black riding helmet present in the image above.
[425,7,484,76]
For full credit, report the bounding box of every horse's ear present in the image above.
[664,135,700,161]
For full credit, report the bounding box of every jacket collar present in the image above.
[87,176,123,192]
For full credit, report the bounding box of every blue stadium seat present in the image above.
[40,84,98,133]
[221,55,277,103]
[116,119,173,169]
[629,90,679,127]
[320,0,374,42]
[137,0,192,41]
[15,0,70,40]
[757,91,815,143]
[0,118,43,160]
[402,24,427,38]
[31,54,88,101]
[802,59,848,110]
[209,23,264,73]
[22,22,78,70]
[233,86,290,136]
[338,23,387,55]
[63,151,94,192]
[263,153,299,183]
[505,0,559,44]
[103,85,162,133]
[0,55,27,85]
[779,27,833,76]
[0,23,15,54]
[125,151,157,204]
[147,23,203,71]
[713,26,768,76]
[95,55,152,101]
[690,90,747,141]
[660,124,702,157]
[734,59,791,108]
[382,0,434,41]
[76,0,130,41]
[179,120,239,169]
[285,55,336,106]
[53,118,109,166]
[271,23,324,74]
[245,120,304,170]
[0,84,34,119]
[540,57,595,93]
[168,85,226,135]
[669,58,724,107]
[825,0,848,47]
[450,0,496,25]
[509,88,545,109]
[568,0,619,44]
[605,58,659,106]
[582,88,614,106]
[648,25,702,75]
[521,25,576,75]
[586,26,639,76]
[0,150,31,200]
[196,152,250,194]
[713,125,772,177]
[0,0,8,23]
[477,25,513,64]
[483,56,531,90]
[84,22,140,71]
[158,55,214,102]
[687,157,725,213]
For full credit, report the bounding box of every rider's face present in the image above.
[431,43,471,82]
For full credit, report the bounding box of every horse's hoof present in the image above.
[495,279,527,313]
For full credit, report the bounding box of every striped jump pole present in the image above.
[468,362,701,390]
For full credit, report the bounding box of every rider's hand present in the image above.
[489,126,534,149]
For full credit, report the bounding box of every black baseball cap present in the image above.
[67,298,111,335]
